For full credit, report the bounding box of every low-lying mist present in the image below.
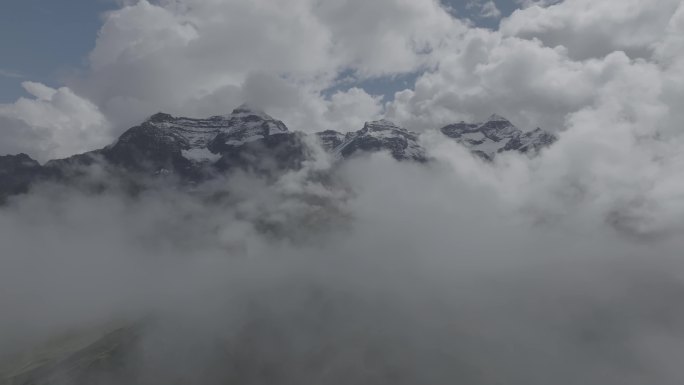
[2,135,684,385]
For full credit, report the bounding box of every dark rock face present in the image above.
[0,154,47,202]
[107,105,298,179]
[501,127,558,154]
[0,105,322,201]
[103,122,198,176]
[315,130,347,152]
[0,108,558,202]
[440,122,479,138]
[211,132,310,174]
[440,114,557,160]
[319,120,427,162]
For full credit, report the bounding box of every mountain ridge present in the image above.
[0,107,556,201]
[439,114,557,160]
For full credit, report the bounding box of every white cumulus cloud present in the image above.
[0,82,110,162]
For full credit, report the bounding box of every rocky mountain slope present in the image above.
[317,119,427,162]
[46,105,305,180]
[0,106,556,201]
[440,114,557,160]
[0,153,48,202]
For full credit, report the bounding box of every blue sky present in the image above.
[0,0,521,103]
[0,0,119,102]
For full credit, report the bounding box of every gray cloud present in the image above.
[1,142,684,383]
[2,0,683,163]
[467,0,502,19]
[501,0,682,60]
[65,0,459,134]
[0,82,110,162]
[1,1,684,382]
[0,69,24,79]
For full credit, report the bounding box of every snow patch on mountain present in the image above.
[327,120,427,162]
[441,115,556,160]
[0,106,561,200]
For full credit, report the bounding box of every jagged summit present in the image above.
[0,153,41,167]
[144,103,275,125]
[39,105,302,183]
[487,113,510,123]
[132,105,290,152]
[440,114,556,160]
[319,120,427,162]
[0,108,558,200]
[362,119,401,132]
[0,153,47,203]
[147,112,175,122]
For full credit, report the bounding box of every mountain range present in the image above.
[0,105,558,384]
[0,105,556,202]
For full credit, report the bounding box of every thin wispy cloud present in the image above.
[0,68,24,79]
[467,0,503,19]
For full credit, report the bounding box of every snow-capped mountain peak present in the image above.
[440,114,556,160]
[128,104,290,158]
[362,119,401,132]
[211,104,289,149]
[0,108,559,201]
[326,120,427,162]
